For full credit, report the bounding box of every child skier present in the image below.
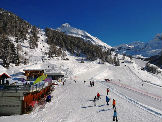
[113,108,118,122]
[112,99,116,109]
[93,96,96,106]
[97,92,100,100]
[107,88,109,95]
[106,96,110,105]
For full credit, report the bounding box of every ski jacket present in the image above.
[112,100,116,105]
[107,89,109,92]
[113,111,117,117]
[47,95,51,100]
[97,93,100,97]
[106,96,110,102]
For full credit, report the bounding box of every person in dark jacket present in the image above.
[93,96,96,106]
[90,81,92,87]
[92,81,94,86]
[107,88,109,95]
[46,95,51,102]
[113,108,118,122]
[106,96,110,105]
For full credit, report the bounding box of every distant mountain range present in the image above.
[57,23,162,58]
[114,34,162,58]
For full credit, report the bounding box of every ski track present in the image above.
[100,80,162,118]
[107,80,162,101]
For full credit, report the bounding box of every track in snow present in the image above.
[100,80,162,117]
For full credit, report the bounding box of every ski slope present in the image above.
[0,56,162,122]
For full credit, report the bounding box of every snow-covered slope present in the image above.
[8,29,49,64]
[57,23,111,49]
[1,55,162,122]
[114,33,162,58]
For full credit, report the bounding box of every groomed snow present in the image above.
[0,54,162,122]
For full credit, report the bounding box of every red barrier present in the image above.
[23,85,52,113]
[105,79,162,101]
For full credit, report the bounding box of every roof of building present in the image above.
[45,72,64,76]
[0,73,11,78]
[23,69,44,71]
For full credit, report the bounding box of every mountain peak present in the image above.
[61,23,71,28]
[57,23,111,49]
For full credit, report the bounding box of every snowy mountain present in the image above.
[57,23,111,49]
[0,8,115,67]
[114,33,162,58]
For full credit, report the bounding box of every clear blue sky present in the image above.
[1,0,162,46]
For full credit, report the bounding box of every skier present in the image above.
[84,80,86,84]
[46,94,51,102]
[107,88,109,95]
[93,96,97,106]
[63,81,64,85]
[92,81,94,86]
[97,92,100,100]
[113,108,118,122]
[106,96,110,105]
[90,81,92,87]
[112,99,116,109]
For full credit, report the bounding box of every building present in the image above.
[0,85,51,115]
[0,73,10,85]
[23,69,44,81]
[0,70,54,116]
[45,72,64,80]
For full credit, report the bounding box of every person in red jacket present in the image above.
[112,99,116,109]
[97,92,100,100]
[107,88,109,95]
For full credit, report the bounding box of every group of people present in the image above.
[93,92,101,106]
[93,88,118,122]
[90,81,94,87]
[107,88,118,122]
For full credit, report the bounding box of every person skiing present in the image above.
[112,99,116,109]
[107,88,109,95]
[90,81,92,87]
[113,108,118,122]
[106,96,110,105]
[63,81,64,85]
[84,80,86,84]
[92,81,94,86]
[97,92,100,100]
[93,96,97,106]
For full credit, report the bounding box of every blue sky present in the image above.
[1,0,162,46]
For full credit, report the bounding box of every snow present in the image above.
[0,54,162,122]
[57,23,111,49]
